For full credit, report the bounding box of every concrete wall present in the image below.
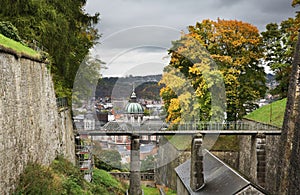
[156,136,191,190]
[238,135,257,181]
[237,134,280,194]
[176,177,189,195]
[229,119,280,194]
[110,172,156,187]
[0,52,75,194]
[211,150,239,169]
[265,135,280,194]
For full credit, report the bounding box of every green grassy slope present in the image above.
[167,98,287,152]
[244,98,287,128]
[0,34,40,58]
[14,156,127,195]
[143,185,176,195]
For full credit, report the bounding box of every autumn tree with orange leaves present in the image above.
[160,19,266,125]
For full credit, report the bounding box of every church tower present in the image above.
[125,89,144,123]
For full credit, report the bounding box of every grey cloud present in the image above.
[85,0,296,76]
[96,25,181,51]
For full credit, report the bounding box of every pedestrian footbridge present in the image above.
[76,121,281,136]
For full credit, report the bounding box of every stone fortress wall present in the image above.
[0,51,75,194]
[156,120,281,194]
[237,119,281,194]
[238,133,280,194]
[156,136,191,190]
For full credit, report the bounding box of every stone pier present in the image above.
[129,135,142,195]
[190,134,204,191]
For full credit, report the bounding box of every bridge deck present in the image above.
[77,129,282,136]
[76,121,281,136]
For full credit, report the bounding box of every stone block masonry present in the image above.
[156,136,191,190]
[0,52,75,194]
[275,29,300,195]
[238,134,280,194]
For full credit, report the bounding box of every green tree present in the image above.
[293,0,300,6]
[94,150,122,171]
[72,54,105,107]
[0,21,22,42]
[261,1,300,99]
[0,0,100,100]
[141,155,156,171]
[261,20,295,98]
[194,19,266,121]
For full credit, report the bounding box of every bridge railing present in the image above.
[110,172,155,181]
[76,121,281,133]
[177,122,280,131]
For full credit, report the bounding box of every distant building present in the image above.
[125,90,144,123]
[83,111,95,130]
[75,88,165,166]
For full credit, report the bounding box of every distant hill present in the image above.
[244,98,286,127]
[96,75,163,100]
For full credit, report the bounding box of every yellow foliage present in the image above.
[166,98,181,123]
[168,98,180,112]
[161,18,265,123]
[211,55,233,64]
[292,0,300,7]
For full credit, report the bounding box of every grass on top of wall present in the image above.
[0,34,40,58]
[166,134,239,151]
[166,99,287,152]
[244,98,286,128]
[166,135,192,151]
[142,185,176,195]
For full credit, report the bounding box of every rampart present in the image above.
[0,52,75,194]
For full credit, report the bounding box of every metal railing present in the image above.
[56,97,68,110]
[110,172,155,181]
[97,121,280,131]
[26,39,48,53]
[177,121,280,131]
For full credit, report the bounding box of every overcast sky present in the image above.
[84,0,297,77]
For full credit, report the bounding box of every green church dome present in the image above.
[125,91,144,114]
[125,102,144,114]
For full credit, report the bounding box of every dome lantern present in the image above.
[125,88,144,123]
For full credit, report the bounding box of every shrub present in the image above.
[94,150,122,171]
[0,21,22,43]
[62,178,85,195]
[50,155,85,188]
[14,156,127,194]
[14,163,63,195]
[92,169,127,195]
